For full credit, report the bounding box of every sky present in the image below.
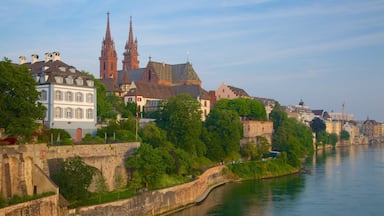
[1,0,384,122]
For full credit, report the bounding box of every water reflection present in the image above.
[172,144,384,216]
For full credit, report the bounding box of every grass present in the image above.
[71,188,136,208]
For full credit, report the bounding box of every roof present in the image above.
[23,60,94,87]
[125,81,175,99]
[100,78,120,92]
[172,63,201,84]
[117,68,145,85]
[227,85,249,97]
[173,84,210,100]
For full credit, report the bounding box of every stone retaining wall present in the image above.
[73,165,226,216]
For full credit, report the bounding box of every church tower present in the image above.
[122,16,139,71]
[99,12,118,80]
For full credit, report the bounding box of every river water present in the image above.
[171,144,384,216]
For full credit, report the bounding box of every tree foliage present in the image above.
[203,109,243,162]
[341,130,350,141]
[272,117,313,167]
[0,59,45,142]
[310,117,326,141]
[215,98,267,120]
[156,94,204,157]
[126,143,166,189]
[269,102,287,131]
[53,156,96,201]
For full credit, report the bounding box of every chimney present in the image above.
[31,54,39,64]
[52,51,61,61]
[19,56,26,64]
[45,52,53,62]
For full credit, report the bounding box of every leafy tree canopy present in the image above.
[215,98,267,121]
[310,117,326,141]
[0,59,45,142]
[204,109,243,162]
[269,102,287,131]
[53,156,96,201]
[156,94,204,157]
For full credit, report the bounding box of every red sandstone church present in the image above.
[98,13,211,119]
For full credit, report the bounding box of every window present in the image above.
[65,108,73,118]
[86,108,93,119]
[41,90,47,101]
[86,80,94,87]
[76,78,83,86]
[55,76,63,83]
[75,108,83,119]
[86,93,93,103]
[55,90,63,101]
[76,92,83,102]
[137,97,142,102]
[55,107,62,118]
[65,76,73,84]
[66,91,73,101]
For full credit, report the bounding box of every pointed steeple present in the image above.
[99,12,118,81]
[122,16,140,71]
[105,12,112,42]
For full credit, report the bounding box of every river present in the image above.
[171,144,384,216]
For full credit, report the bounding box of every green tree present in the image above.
[269,102,287,131]
[215,98,267,120]
[0,59,45,143]
[125,143,166,189]
[310,117,326,142]
[156,94,204,157]
[53,156,96,201]
[139,123,168,148]
[273,118,313,167]
[204,109,243,162]
[341,130,350,141]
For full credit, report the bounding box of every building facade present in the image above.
[20,52,97,141]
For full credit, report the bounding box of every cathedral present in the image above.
[98,13,210,119]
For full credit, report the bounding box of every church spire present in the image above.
[99,12,118,81]
[105,12,112,42]
[122,16,139,71]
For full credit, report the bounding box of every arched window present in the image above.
[76,92,83,102]
[66,91,73,101]
[65,107,73,118]
[75,108,83,119]
[86,93,93,103]
[55,107,62,118]
[55,90,62,101]
[86,108,93,119]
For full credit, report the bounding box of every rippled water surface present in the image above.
[172,144,384,216]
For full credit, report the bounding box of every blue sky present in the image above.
[1,0,384,121]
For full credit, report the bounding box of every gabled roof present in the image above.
[227,85,249,97]
[150,61,173,82]
[173,84,210,100]
[117,68,145,85]
[172,63,201,84]
[125,81,175,99]
[100,78,120,92]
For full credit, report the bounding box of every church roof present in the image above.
[100,78,120,93]
[173,84,210,100]
[125,81,175,99]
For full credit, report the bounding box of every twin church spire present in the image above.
[99,13,139,81]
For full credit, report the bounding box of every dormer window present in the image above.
[65,76,73,84]
[59,66,66,72]
[55,76,63,84]
[76,77,83,86]
[69,68,76,73]
[86,80,94,87]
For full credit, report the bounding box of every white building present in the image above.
[20,52,97,142]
